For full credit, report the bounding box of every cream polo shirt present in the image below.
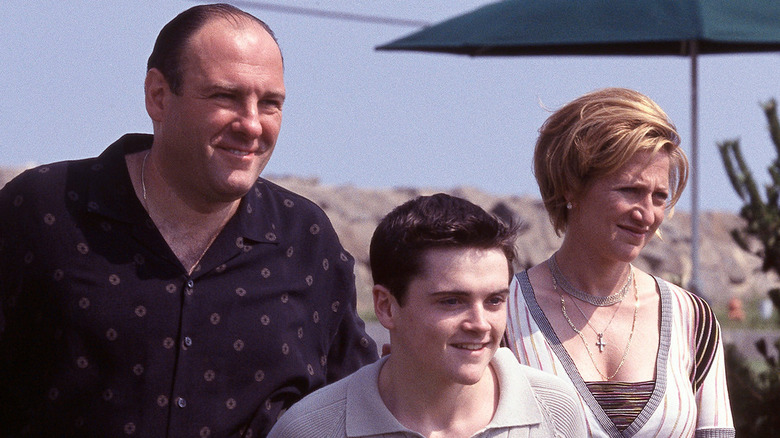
[268,347,586,438]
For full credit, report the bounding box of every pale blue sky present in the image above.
[1,1,777,213]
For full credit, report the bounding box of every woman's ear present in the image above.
[563,189,576,210]
[373,285,398,331]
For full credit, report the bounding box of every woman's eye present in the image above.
[653,193,669,206]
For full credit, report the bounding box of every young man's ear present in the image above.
[373,284,398,331]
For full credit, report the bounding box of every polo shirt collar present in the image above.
[490,347,545,428]
[345,357,410,436]
[345,348,543,437]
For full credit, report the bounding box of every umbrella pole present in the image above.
[690,40,701,296]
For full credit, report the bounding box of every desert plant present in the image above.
[718,98,780,436]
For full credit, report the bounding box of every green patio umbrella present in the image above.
[377,0,780,293]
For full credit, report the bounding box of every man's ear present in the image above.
[145,68,170,123]
[373,285,398,331]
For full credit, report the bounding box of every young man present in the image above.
[269,194,586,437]
[0,4,376,436]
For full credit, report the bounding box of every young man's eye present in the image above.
[487,295,507,306]
[439,297,460,306]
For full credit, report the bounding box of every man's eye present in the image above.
[262,99,283,107]
[487,296,506,306]
[259,100,284,113]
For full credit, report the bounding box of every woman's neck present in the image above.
[553,244,632,298]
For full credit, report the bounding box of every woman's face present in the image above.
[566,150,670,264]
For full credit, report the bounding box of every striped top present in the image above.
[586,380,654,431]
[506,271,735,438]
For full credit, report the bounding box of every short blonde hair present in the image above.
[534,88,689,235]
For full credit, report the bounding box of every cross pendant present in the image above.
[596,333,607,353]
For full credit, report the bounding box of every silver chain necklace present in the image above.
[567,288,623,353]
[141,151,150,203]
[548,254,632,307]
[558,277,639,380]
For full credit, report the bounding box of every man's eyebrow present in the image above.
[201,84,285,99]
[429,289,509,297]
[263,90,286,102]
[199,83,239,95]
[204,82,238,90]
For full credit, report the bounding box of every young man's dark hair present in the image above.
[369,193,517,305]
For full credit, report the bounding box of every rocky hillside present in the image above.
[3,168,777,317]
[270,176,779,317]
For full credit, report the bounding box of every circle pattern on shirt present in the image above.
[1,166,378,435]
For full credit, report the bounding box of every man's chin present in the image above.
[452,362,494,386]
[220,171,263,197]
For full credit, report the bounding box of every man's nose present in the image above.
[234,104,263,139]
[463,305,491,333]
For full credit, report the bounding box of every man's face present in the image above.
[151,18,285,206]
[389,247,509,386]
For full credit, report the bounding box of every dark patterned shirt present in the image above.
[0,134,378,437]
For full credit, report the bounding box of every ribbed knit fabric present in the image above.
[586,380,654,431]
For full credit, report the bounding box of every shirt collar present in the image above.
[84,133,275,244]
[345,348,543,437]
[345,357,408,436]
[489,347,545,428]
[86,133,151,224]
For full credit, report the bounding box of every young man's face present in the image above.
[387,247,509,386]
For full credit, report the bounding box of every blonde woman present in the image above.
[505,88,734,437]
